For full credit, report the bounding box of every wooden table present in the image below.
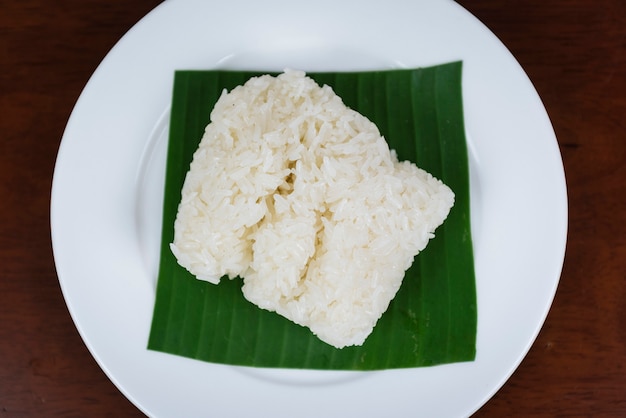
[2,0,624,416]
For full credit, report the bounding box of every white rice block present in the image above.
[170,70,454,348]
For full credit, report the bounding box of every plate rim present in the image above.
[50,0,568,417]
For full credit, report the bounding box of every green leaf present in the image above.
[148,62,476,370]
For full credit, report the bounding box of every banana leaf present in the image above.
[148,62,476,370]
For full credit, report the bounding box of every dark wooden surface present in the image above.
[1,0,624,416]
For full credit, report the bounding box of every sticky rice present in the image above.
[170,70,454,348]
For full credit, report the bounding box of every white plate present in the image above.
[51,0,568,416]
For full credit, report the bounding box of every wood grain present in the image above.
[1,0,624,416]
